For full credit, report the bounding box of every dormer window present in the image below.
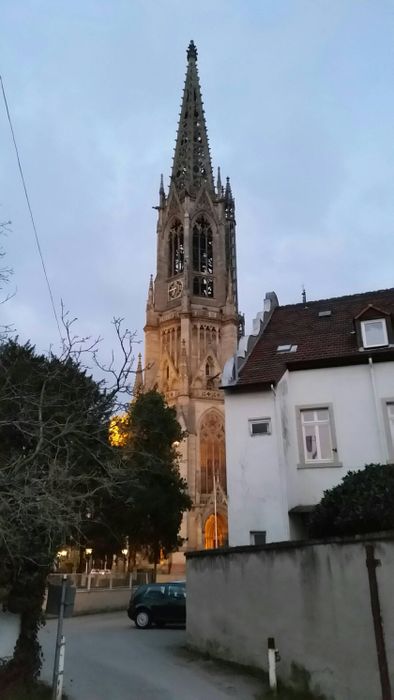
[361,319,388,348]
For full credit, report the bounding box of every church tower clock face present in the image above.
[168,279,183,301]
[143,40,239,560]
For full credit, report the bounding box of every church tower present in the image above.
[144,41,239,553]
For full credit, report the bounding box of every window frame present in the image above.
[248,418,272,437]
[382,398,394,462]
[250,531,266,546]
[296,404,342,469]
[360,318,388,349]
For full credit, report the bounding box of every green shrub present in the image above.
[309,463,394,538]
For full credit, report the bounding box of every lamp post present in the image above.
[122,548,128,572]
[213,472,218,548]
[85,548,93,574]
[56,550,68,573]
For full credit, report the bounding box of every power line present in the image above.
[0,74,62,341]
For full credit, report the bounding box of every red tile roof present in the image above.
[237,288,394,387]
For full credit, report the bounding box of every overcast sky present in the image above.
[1,1,393,371]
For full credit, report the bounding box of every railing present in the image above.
[48,570,154,591]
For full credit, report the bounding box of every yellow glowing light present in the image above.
[121,548,128,556]
[109,414,130,447]
[85,548,93,555]
[58,550,68,558]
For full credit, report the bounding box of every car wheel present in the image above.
[135,610,151,629]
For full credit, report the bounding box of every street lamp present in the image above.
[121,548,129,572]
[85,548,93,574]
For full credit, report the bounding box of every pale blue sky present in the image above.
[1,1,393,364]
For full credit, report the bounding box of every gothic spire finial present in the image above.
[147,274,154,309]
[224,176,235,220]
[159,173,165,206]
[170,43,214,197]
[216,167,222,196]
[187,40,198,61]
[225,176,232,199]
[133,353,144,397]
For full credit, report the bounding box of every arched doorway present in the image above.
[204,513,228,549]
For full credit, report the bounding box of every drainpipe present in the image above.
[271,383,290,539]
[368,357,387,463]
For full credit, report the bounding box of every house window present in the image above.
[388,403,394,445]
[276,344,298,353]
[296,405,341,467]
[250,531,266,545]
[361,319,388,348]
[383,400,394,461]
[249,418,271,436]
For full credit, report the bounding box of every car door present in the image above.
[166,584,186,623]
[145,585,167,621]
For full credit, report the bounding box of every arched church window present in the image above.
[205,357,214,377]
[168,220,184,277]
[199,411,226,496]
[192,217,213,298]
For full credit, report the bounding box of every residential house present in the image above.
[222,288,394,546]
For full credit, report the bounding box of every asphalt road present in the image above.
[40,612,265,700]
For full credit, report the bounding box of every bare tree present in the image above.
[0,313,137,693]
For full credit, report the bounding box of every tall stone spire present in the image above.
[146,274,154,309]
[133,353,144,397]
[216,167,222,196]
[159,173,166,207]
[170,40,214,197]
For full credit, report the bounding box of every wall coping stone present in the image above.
[185,530,394,559]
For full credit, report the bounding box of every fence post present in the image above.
[129,573,133,589]
[87,573,91,592]
[109,573,113,590]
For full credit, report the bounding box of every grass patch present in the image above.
[262,689,326,700]
[178,643,267,682]
[179,646,328,700]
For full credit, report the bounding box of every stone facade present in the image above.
[143,42,239,552]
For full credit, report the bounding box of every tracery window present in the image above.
[192,216,213,297]
[168,220,184,277]
[205,356,214,377]
[199,411,226,495]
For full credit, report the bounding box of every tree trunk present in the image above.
[153,558,157,582]
[152,542,160,582]
[0,565,48,691]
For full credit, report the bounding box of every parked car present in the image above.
[127,581,186,629]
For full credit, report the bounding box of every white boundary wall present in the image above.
[186,534,394,700]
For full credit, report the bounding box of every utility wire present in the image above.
[0,74,62,341]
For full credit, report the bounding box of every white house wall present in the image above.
[225,391,289,545]
[226,360,394,546]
